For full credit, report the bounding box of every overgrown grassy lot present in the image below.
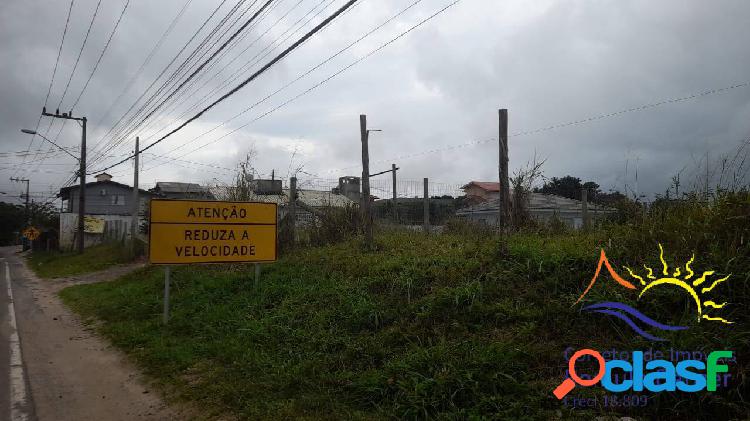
[60,194,749,419]
[28,243,134,278]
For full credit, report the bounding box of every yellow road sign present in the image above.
[149,200,277,264]
[22,226,40,241]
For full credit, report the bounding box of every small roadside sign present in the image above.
[148,200,277,265]
[83,216,105,233]
[22,226,40,241]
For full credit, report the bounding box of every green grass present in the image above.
[59,193,750,419]
[28,243,134,278]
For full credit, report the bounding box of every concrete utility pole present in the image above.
[42,107,87,254]
[360,115,373,247]
[581,187,590,230]
[498,109,510,230]
[289,176,297,247]
[423,178,430,233]
[9,177,30,225]
[392,163,398,222]
[131,137,140,252]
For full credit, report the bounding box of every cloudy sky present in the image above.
[1,0,749,204]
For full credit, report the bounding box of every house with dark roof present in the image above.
[149,181,215,200]
[456,191,616,229]
[58,173,152,215]
[57,173,152,249]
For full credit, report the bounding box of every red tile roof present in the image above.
[461,181,500,192]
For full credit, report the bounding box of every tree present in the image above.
[535,175,602,201]
[28,201,58,230]
[0,202,24,245]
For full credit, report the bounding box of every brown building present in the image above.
[460,181,501,204]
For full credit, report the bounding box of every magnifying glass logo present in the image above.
[553,349,605,399]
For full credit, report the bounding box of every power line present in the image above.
[89,0,270,169]
[54,0,103,111]
[142,0,458,173]
[70,0,131,109]
[138,0,416,167]
[127,0,275,145]
[134,0,316,145]
[97,2,300,164]
[28,0,130,179]
[87,0,196,154]
[138,0,343,148]
[31,0,103,181]
[87,0,231,163]
[91,0,361,174]
[331,82,750,171]
[14,0,76,178]
[99,0,256,152]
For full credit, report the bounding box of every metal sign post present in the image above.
[163,266,171,324]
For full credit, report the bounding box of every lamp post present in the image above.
[21,129,80,161]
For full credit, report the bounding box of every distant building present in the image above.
[461,181,501,204]
[456,192,615,229]
[252,188,355,225]
[332,176,362,202]
[150,181,215,200]
[57,173,151,249]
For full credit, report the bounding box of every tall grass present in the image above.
[59,191,749,419]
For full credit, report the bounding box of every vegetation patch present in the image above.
[60,193,749,419]
[28,243,134,278]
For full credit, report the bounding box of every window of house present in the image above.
[111,195,125,205]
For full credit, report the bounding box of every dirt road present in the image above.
[1,246,185,420]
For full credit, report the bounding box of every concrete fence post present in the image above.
[581,188,590,230]
[289,177,297,247]
[423,178,430,233]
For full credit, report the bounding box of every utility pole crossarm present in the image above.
[368,167,399,178]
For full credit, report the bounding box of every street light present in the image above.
[21,129,80,161]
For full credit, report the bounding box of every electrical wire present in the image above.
[142,0,457,173]
[14,0,75,178]
[70,0,131,109]
[134,0,310,144]
[90,0,361,174]
[100,0,257,150]
[87,0,195,154]
[126,0,274,146]
[138,0,335,146]
[87,0,232,163]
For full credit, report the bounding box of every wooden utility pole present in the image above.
[131,137,140,253]
[360,115,373,247]
[289,176,297,246]
[391,163,398,222]
[498,109,510,230]
[423,178,430,233]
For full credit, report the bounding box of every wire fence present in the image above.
[206,175,465,231]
